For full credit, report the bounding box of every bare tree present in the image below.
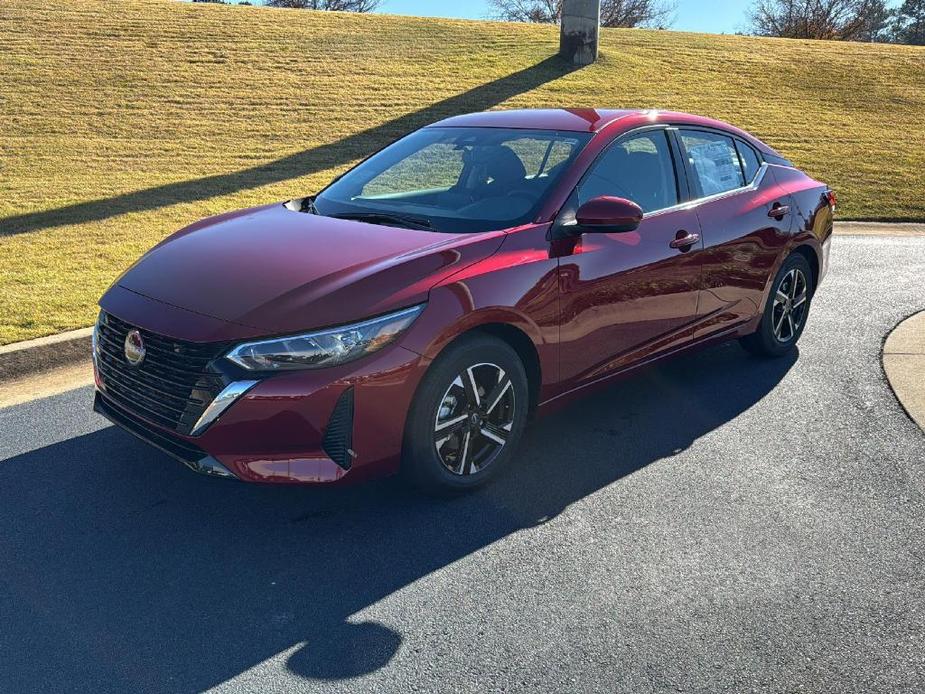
[265,0,382,10]
[600,0,675,27]
[855,0,895,41]
[488,0,675,28]
[893,0,925,44]
[488,0,560,23]
[749,0,892,41]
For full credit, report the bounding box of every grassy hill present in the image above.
[1,0,923,345]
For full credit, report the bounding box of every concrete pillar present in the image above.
[560,0,601,65]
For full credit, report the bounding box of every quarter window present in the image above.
[735,140,762,184]
[679,130,745,197]
[578,130,678,213]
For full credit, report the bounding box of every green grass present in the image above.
[1,0,923,345]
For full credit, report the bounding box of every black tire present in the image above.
[741,252,813,358]
[402,334,529,493]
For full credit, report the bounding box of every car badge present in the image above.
[124,329,146,366]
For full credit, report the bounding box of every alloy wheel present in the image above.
[433,362,515,476]
[771,267,809,343]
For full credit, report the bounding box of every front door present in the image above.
[556,128,704,390]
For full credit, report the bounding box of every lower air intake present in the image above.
[322,387,355,470]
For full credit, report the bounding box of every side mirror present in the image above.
[575,196,644,233]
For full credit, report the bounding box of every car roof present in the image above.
[430,109,637,133]
[429,109,778,155]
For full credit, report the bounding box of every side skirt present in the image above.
[537,325,743,414]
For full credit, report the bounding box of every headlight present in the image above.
[225,304,425,371]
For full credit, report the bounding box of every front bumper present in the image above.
[94,341,428,485]
[94,392,237,479]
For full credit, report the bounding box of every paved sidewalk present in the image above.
[0,361,93,409]
[883,311,925,432]
[836,222,925,236]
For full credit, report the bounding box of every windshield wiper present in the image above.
[330,212,435,231]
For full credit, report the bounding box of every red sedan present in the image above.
[93,109,834,491]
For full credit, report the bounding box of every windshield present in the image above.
[314,127,591,233]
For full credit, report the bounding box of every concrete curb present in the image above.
[0,328,93,381]
[883,311,925,433]
[835,222,925,236]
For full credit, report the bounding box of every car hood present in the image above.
[109,202,506,339]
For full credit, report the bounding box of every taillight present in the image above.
[826,190,837,211]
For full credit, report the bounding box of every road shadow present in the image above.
[0,56,581,238]
[0,342,796,692]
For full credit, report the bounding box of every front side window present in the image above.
[315,127,590,233]
[577,130,679,213]
[679,130,746,197]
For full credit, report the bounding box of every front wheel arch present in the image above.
[467,323,541,415]
[412,316,543,416]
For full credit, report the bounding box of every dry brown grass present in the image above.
[1,0,923,344]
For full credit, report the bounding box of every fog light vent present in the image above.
[322,387,355,470]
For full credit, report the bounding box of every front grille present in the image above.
[95,391,208,466]
[95,311,228,435]
[95,392,238,479]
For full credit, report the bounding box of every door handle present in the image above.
[768,204,790,219]
[669,231,700,250]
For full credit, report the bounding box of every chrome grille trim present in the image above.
[190,380,259,436]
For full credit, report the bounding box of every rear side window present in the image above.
[735,140,762,184]
[679,130,745,197]
[578,130,679,213]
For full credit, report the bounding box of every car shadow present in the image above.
[0,341,796,691]
[0,56,582,238]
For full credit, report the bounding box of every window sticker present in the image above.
[688,141,741,196]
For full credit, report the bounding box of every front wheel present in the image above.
[741,253,813,358]
[402,335,529,493]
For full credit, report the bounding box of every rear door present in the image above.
[675,129,793,340]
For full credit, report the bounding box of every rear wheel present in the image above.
[741,253,813,358]
[402,335,529,493]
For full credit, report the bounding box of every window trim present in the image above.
[640,164,768,219]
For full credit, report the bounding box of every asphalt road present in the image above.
[2,235,924,694]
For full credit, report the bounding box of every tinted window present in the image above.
[679,130,745,197]
[735,140,762,184]
[317,127,590,233]
[578,130,678,213]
